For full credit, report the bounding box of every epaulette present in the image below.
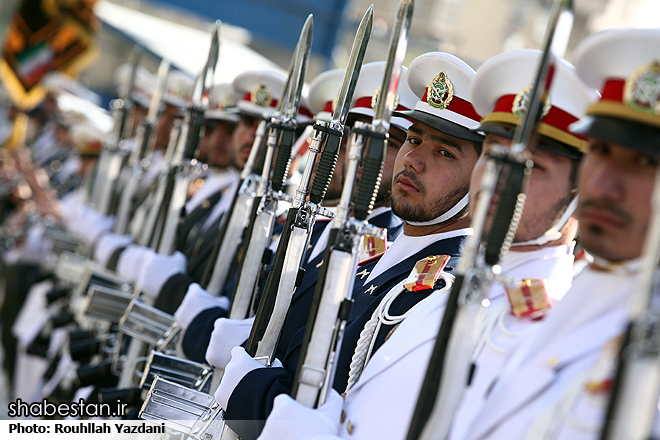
[505,279,552,319]
[403,255,450,292]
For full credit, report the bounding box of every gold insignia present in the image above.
[624,61,660,116]
[250,82,272,107]
[316,260,324,269]
[358,234,386,263]
[356,269,370,280]
[584,335,623,394]
[371,86,399,110]
[364,285,378,295]
[512,85,551,119]
[506,278,552,318]
[427,71,454,109]
[346,420,355,435]
[403,255,450,292]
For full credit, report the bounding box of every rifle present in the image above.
[201,20,304,296]
[406,1,575,439]
[290,0,412,408]
[153,23,221,256]
[114,59,170,235]
[244,5,373,366]
[91,47,142,216]
[226,15,314,320]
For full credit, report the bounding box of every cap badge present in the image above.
[624,61,660,116]
[371,86,399,110]
[428,71,453,110]
[221,93,236,110]
[512,85,551,119]
[250,82,272,107]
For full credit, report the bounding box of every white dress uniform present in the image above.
[335,245,574,440]
[462,260,638,440]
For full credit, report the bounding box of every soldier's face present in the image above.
[391,122,478,224]
[577,139,657,261]
[470,134,575,243]
[155,104,180,149]
[201,120,235,169]
[232,115,259,169]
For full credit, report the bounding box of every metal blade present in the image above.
[372,0,414,133]
[282,14,314,120]
[510,0,573,156]
[331,5,374,125]
[147,59,170,124]
[192,21,221,106]
[122,46,143,103]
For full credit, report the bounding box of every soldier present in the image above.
[213,52,483,440]
[450,28,660,440]
[137,70,287,313]
[254,48,597,440]
[183,61,415,366]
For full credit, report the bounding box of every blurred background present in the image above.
[2,0,660,107]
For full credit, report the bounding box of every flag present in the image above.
[0,0,98,109]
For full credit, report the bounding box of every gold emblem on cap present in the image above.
[371,87,400,110]
[250,82,272,107]
[428,71,454,110]
[624,61,660,116]
[512,84,551,119]
[221,93,236,109]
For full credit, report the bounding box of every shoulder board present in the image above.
[403,255,451,292]
[505,278,553,319]
[357,232,387,263]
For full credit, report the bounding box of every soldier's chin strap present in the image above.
[405,192,470,227]
[510,196,578,248]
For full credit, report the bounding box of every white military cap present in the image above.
[307,68,344,122]
[348,61,417,131]
[70,121,108,156]
[471,49,598,157]
[114,63,154,108]
[164,70,194,108]
[297,93,314,124]
[571,28,660,153]
[232,70,286,117]
[42,72,102,105]
[397,52,483,142]
[206,83,239,123]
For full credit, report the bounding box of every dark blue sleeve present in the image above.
[224,366,293,440]
[180,306,228,362]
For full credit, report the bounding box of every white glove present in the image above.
[205,317,255,369]
[174,283,230,330]
[214,347,282,410]
[136,250,187,298]
[258,390,344,440]
[75,210,115,245]
[94,233,132,266]
[116,244,156,283]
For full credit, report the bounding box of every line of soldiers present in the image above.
[0,9,659,440]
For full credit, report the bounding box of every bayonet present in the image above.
[114,58,170,235]
[203,16,311,296]
[156,22,221,256]
[291,0,412,408]
[92,46,142,215]
[245,7,373,366]
[407,1,575,439]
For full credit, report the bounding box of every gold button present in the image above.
[346,420,354,435]
[340,410,346,424]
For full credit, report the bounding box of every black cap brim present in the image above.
[393,109,484,142]
[570,115,660,155]
[477,121,583,159]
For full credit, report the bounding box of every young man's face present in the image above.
[155,104,181,149]
[470,134,576,243]
[231,114,259,169]
[391,121,478,224]
[577,138,658,261]
[200,119,235,169]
